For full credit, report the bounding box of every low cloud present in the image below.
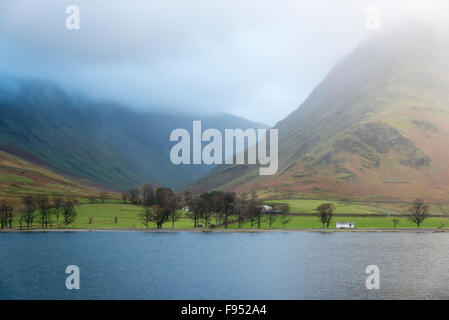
[0,0,447,125]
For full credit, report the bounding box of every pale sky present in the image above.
[0,0,448,125]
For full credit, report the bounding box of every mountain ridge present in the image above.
[0,76,268,191]
[188,26,449,201]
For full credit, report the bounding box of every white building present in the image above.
[262,205,273,212]
[336,222,355,229]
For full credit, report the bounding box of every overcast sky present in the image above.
[0,0,448,125]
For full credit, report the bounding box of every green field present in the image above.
[266,199,405,215]
[227,216,449,229]
[6,200,449,230]
[52,203,194,229]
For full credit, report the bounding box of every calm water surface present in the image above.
[1,231,449,299]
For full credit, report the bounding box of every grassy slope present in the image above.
[0,150,105,203]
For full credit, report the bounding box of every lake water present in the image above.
[1,231,449,300]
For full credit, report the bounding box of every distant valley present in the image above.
[0,76,267,192]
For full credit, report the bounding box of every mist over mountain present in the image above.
[0,76,267,190]
[189,25,449,201]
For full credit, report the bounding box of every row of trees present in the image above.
[0,195,77,229]
[1,182,430,230]
[126,183,431,230]
[122,183,159,206]
[138,187,182,228]
[183,191,290,229]
[119,182,435,230]
[128,184,291,229]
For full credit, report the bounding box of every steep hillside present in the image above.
[189,26,449,202]
[0,149,102,202]
[0,77,267,190]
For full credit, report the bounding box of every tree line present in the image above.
[0,195,77,229]
[182,191,286,229]
[0,186,433,230]
[123,184,434,230]
[122,184,291,229]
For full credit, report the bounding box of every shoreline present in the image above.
[0,228,446,233]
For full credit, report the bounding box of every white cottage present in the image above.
[336,222,355,229]
[262,205,273,212]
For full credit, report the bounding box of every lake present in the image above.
[1,231,449,300]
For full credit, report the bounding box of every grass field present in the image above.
[6,200,449,230]
[19,202,195,229]
[266,199,407,215]
[226,216,449,229]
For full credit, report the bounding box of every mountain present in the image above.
[189,25,449,202]
[0,77,267,191]
[0,149,101,202]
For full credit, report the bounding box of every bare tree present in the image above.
[142,183,155,206]
[0,202,6,229]
[408,199,429,228]
[0,201,14,229]
[317,203,335,230]
[99,192,108,203]
[22,196,36,228]
[200,193,214,228]
[210,191,224,225]
[121,192,129,203]
[265,211,278,229]
[235,196,248,229]
[222,192,236,228]
[279,204,291,228]
[62,200,77,226]
[129,187,141,204]
[169,195,181,228]
[154,187,175,227]
[7,205,14,228]
[392,218,400,229]
[37,195,51,228]
[139,207,153,229]
[247,199,256,228]
[188,197,203,228]
[18,208,25,229]
[53,196,64,228]
[148,205,170,228]
[249,193,262,229]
